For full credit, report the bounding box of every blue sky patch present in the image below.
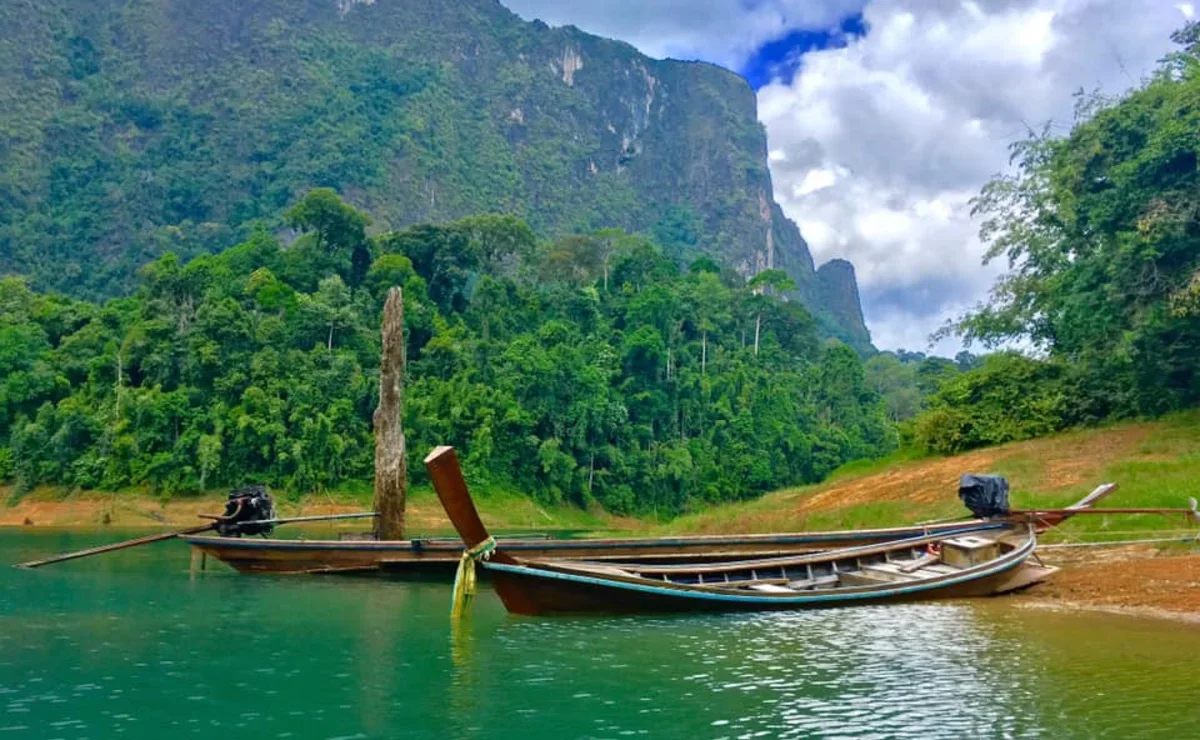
[740,13,866,89]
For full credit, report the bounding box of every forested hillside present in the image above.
[0,193,892,514]
[0,0,871,350]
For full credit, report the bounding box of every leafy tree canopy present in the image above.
[1,192,893,514]
[914,23,1200,453]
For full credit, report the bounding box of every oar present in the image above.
[14,523,217,569]
[15,511,381,569]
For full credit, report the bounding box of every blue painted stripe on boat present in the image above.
[483,536,1035,605]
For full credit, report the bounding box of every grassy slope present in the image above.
[5,412,1198,540]
[658,411,1200,543]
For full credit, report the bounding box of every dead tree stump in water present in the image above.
[373,287,406,540]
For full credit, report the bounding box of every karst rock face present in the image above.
[816,260,872,353]
[0,0,870,349]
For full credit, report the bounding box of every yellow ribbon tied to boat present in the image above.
[451,536,496,619]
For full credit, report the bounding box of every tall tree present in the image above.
[946,25,1200,416]
[285,189,374,287]
[748,268,797,357]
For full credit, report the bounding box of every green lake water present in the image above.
[3,529,1199,739]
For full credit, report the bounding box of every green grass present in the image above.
[1026,412,1200,542]
[820,448,928,483]
[658,412,1200,542]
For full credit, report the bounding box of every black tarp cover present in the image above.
[216,485,276,536]
[958,474,1011,518]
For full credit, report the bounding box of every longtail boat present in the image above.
[180,475,1113,575]
[425,446,1050,615]
[180,520,1010,574]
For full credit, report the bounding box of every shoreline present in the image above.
[1018,598,1200,626]
[0,487,633,533]
[1023,545,1200,625]
[1,491,368,529]
[7,488,1198,624]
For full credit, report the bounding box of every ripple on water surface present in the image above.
[476,603,1200,739]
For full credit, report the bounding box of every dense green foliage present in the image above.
[909,353,1074,455]
[913,25,1200,454]
[0,0,871,349]
[0,195,892,513]
[863,350,978,424]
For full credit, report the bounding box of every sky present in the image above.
[500,0,1193,353]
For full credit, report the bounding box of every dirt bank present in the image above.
[1026,545,1200,623]
[667,421,1164,535]
[0,487,630,532]
[798,423,1150,514]
[0,491,369,528]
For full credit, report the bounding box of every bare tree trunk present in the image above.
[702,331,707,374]
[373,288,406,540]
[754,313,761,357]
[114,351,123,414]
[327,323,334,351]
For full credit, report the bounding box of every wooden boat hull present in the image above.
[181,520,1014,575]
[482,533,1039,615]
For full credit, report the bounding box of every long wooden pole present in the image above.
[250,512,379,527]
[15,523,216,569]
[373,287,407,541]
[1022,506,1199,518]
[15,511,381,569]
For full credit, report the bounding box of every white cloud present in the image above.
[760,0,1190,350]
[794,166,844,195]
[500,0,865,68]
[499,1,1192,352]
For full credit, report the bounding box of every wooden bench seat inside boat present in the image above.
[837,570,900,587]
[917,563,959,575]
[857,562,921,581]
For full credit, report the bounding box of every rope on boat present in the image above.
[451,536,496,619]
[1039,536,1199,550]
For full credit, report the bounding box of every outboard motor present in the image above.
[215,485,276,537]
[958,474,1010,519]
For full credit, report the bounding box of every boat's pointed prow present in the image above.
[424,445,506,557]
[1068,482,1118,510]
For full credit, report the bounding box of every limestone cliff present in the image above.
[0,0,871,346]
[816,260,872,353]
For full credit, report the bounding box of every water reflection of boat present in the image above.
[180,457,1113,576]
[426,445,1054,615]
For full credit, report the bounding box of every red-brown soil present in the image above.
[1031,546,1200,619]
